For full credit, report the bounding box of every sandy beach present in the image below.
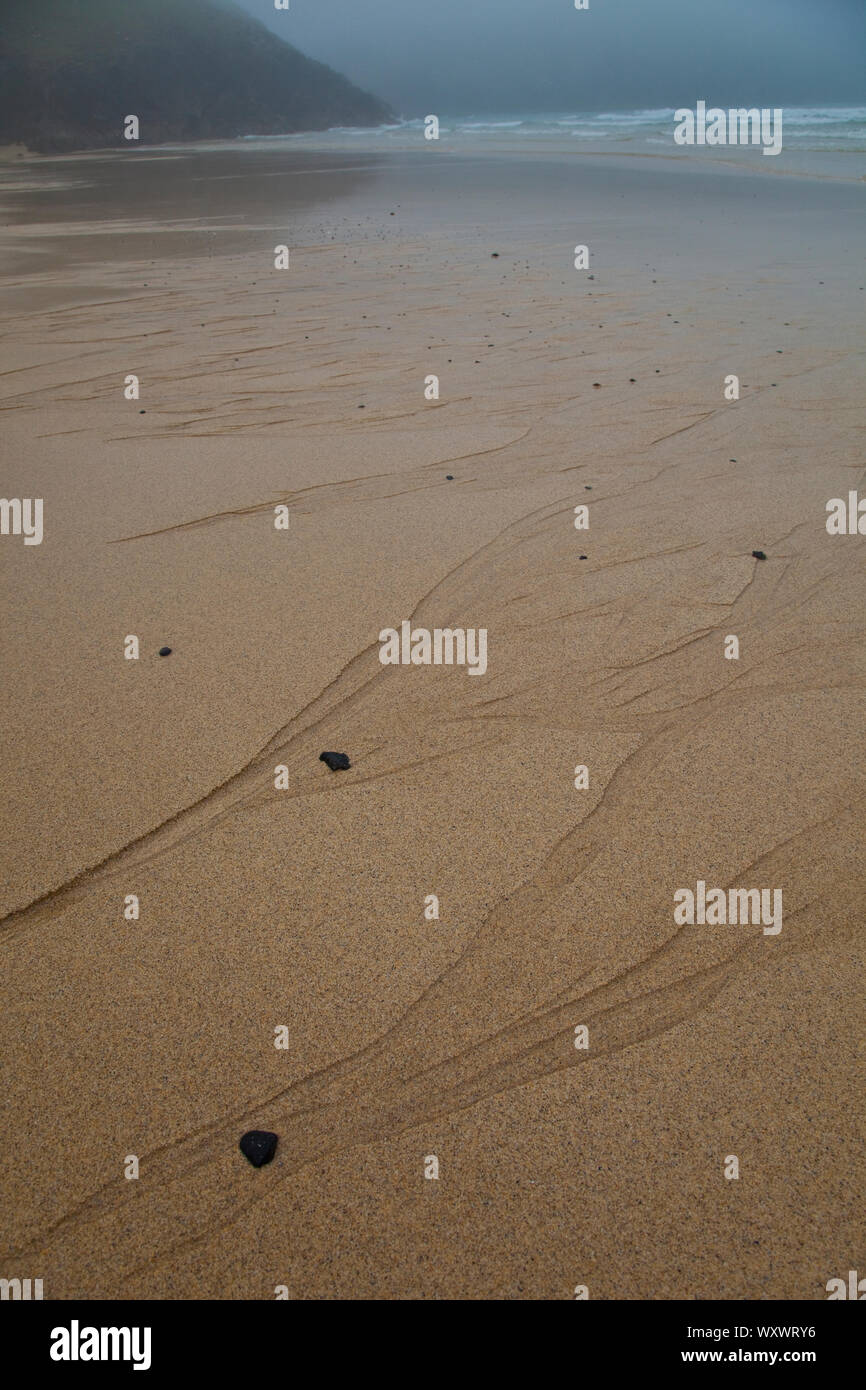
[0,141,864,1299]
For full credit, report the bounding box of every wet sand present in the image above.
[0,145,863,1299]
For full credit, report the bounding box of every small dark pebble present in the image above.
[446,474,454,480]
[593,382,601,388]
[579,554,588,560]
[629,378,636,383]
[752,550,767,561]
[239,1130,278,1168]
[320,751,351,771]
[158,647,172,657]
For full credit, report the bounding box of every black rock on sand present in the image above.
[239,1130,279,1168]
[319,751,351,771]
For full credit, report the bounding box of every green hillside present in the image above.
[0,0,395,152]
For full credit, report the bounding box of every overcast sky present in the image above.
[231,0,866,116]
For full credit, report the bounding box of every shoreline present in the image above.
[4,124,866,186]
